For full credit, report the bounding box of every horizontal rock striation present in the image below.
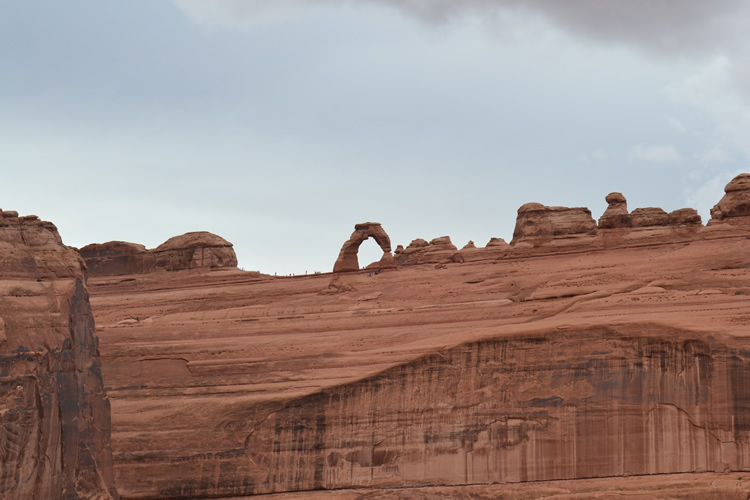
[0,209,117,500]
[79,231,237,276]
[511,203,597,247]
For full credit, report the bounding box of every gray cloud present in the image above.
[174,0,749,55]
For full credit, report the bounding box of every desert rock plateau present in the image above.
[8,175,750,498]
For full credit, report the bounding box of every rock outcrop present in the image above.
[333,223,395,273]
[598,192,631,229]
[631,207,670,227]
[711,173,750,224]
[394,236,458,266]
[79,231,238,276]
[511,203,597,247]
[245,327,750,494]
[0,209,117,499]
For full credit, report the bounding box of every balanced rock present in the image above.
[333,222,394,273]
[512,203,597,247]
[0,209,117,499]
[598,192,631,229]
[710,173,750,223]
[79,231,238,276]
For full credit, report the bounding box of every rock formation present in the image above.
[333,223,395,273]
[511,203,597,247]
[89,215,750,498]
[79,231,237,276]
[711,173,750,224]
[394,236,459,266]
[598,192,631,229]
[0,209,117,499]
[631,207,670,227]
[485,237,508,247]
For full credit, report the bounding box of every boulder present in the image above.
[598,192,631,229]
[511,203,597,247]
[0,209,117,499]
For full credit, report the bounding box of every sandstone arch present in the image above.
[333,222,395,272]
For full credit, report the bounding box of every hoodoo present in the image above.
[0,210,117,500]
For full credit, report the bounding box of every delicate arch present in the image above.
[333,222,395,272]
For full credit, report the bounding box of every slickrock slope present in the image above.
[92,230,750,497]
[85,174,750,499]
[0,210,117,499]
[79,231,237,276]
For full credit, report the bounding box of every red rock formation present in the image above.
[0,209,117,499]
[90,229,750,498]
[333,223,395,273]
[711,173,750,224]
[631,207,670,227]
[395,236,459,266]
[511,203,597,247]
[485,237,508,247]
[597,192,631,229]
[79,231,237,276]
[668,208,702,226]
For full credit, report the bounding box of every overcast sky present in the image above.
[2,1,749,274]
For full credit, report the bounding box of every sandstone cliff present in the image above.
[0,210,117,499]
[79,231,237,276]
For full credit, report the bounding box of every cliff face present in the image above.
[0,210,117,500]
[246,328,749,494]
[90,222,750,498]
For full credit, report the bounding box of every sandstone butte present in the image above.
[7,174,750,499]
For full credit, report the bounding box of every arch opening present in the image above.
[332,222,395,273]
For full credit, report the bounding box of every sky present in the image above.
[2,1,749,274]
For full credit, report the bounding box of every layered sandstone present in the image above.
[511,203,597,247]
[597,192,631,229]
[79,231,237,276]
[91,224,750,498]
[711,173,750,224]
[0,209,117,499]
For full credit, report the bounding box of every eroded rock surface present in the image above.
[511,203,597,247]
[712,173,750,224]
[395,236,458,266]
[0,209,117,499]
[90,226,750,499]
[598,192,631,229]
[246,328,750,494]
[333,223,394,273]
[79,231,237,276]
